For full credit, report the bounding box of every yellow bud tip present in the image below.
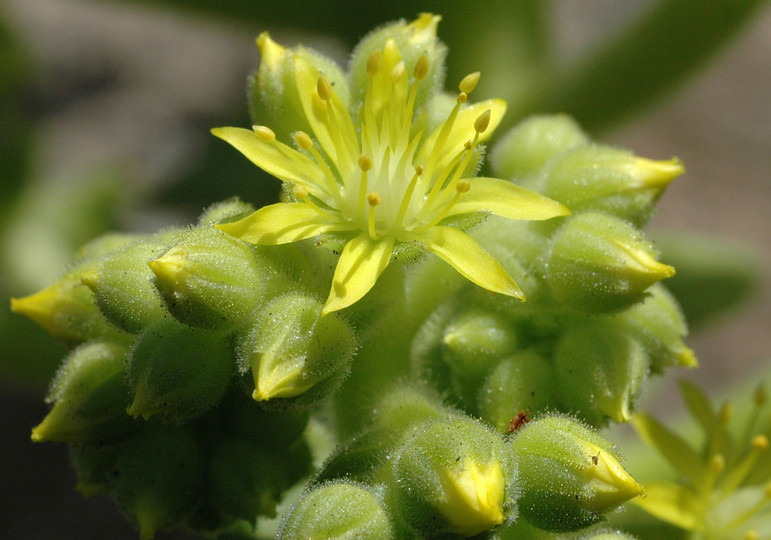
[126,383,158,421]
[459,72,481,94]
[612,240,675,281]
[391,60,406,82]
[457,92,468,104]
[317,73,333,101]
[752,434,769,450]
[358,154,373,171]
[435,458,505,536]
[630,156,685,188]
[9,288,58,319]
[147,250,186,287]
[456,179,471,193]
[407,13,441,42]
[474,109,492,134]
[80,269,100,291]
[578,442,644,513]
[413,53,430,80]
[256,32,286,71]
[253,125,276,142]
[678,346,699,368]
[293,185,309,199]
[293,130,313,150]
[367,192,381,207]
[710,454,726,475]
[366,49,382,75]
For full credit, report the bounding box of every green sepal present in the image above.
[126,318,235,423]
[554,321,649,425]
[277,481,395,540]
[491,114,589,180]
[31,340,137,444]
[512,415,643,532]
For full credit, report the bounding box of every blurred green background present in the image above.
[1,0,769,538]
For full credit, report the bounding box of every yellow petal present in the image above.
[217,203,349,245]
[294,55,359,177]
[630,481,701,531]
[211,127,326,197]
[630,412,705,482]
[444,177,570,221]
[322,232,394,315]
[416,99,507,171]
[410,226,524,300]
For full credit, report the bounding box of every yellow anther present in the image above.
[366,49,382,75]
[457,92,468,104]
[474,109,492,134]
[293,185,309,199]
[317,73,333,101]
[413,53,430,80]
[752,434,769,450]
[459,72,481,94]
[358,154,373,171]
[709,454,726,476]
[293,131,314,150]
[456,179,471,193]
[720,402,733,424]
[367,192,381,207]
[391,60,406,82]
[415,164,424,176]
[253,125,276,142]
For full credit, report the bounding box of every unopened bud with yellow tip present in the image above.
[511,415,643,532]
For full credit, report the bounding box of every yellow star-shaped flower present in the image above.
[214,22,568,315]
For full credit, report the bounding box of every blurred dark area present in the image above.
[0,0,768,538]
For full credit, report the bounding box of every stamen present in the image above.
[358,155,372,216]
[459,72,481,94]
[253,125,276,142]
[392,165,423,231]
[294,130,313,151]
[316,73,354,172]
[317,73,334,101]
[419,178,471,231]
[457,92,468,104]
[292,185,336,219]
[367,192,380,239]
[474,109,492,134]
[413,53,430,80]
[294,131,342,201]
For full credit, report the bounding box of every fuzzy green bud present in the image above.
[10,264,125,345]
[113,424,204,540]
[542,146,684,225]
[389,417,515,537]
[350,13,446,112]
[579,530,638,540]
[126,318,234,423]
[238,292,355,409]
[547,212,674,313]
[81,234,175,333]
[197,198,256,226]
[149,226,267,330]
[278,481,394,539]
[555,322,648,424]
[615,283,696,372]
[491,114,589,179]
[512,415,643,532]
[478,350,556,433]
[31,341,136,444]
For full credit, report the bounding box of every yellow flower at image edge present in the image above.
[214,29,569,314]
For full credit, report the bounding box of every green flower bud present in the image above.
[126,318,234,423]
[547,213,674,313]
[389,417,515,537]
[541,146,684,225]
[76,232,144,261]
[31,341,136,444]
[113,424,204,540]
[491,114,589,179]
[554,322,648,425]
[350,13,447,113]
[614,283,696,372]
[278,481,394,539]
[70,442,122,496]
[238,292,355,409]
[478,350,556,433]
[149,226,267,330]
[197,198,256,226]
[248,32,351,144]
[512,415,643,532]
[10,263,126,345]
[579,530,638,540]
[81,234,175,333]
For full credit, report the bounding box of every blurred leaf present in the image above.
[533,0,771,133]
[654,231,764,329]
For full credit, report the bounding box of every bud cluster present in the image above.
[9,14,693,539]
